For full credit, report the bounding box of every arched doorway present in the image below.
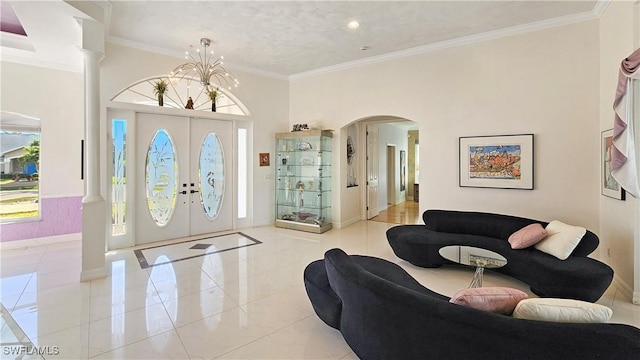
[340,116,420,226]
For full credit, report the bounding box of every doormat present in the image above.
[134,232,262,269]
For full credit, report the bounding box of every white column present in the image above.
[79,19,107,282]
[632,1,640,305]
[633,79,640,304]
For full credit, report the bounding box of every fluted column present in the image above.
[79,19,107,282]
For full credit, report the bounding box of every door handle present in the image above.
[190,190,199,193]
[181,190,187,194]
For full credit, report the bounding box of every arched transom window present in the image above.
[111,75,249,116]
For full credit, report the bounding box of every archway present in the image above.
[339,116,419,227]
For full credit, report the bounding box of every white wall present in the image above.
[377,123,408,208]
[291,20,600,232]
[598,0,638,298]
[0,62,84,198]
[100,43,289,227]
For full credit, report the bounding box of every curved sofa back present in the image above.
[324,248,640,360]
[423,209,598,257]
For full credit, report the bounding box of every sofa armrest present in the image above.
[386,225,447,267]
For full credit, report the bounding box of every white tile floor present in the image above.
[1,221,639,359]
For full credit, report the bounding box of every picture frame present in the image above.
[601,129,625,200]
[400,150,406,191]
[346,123,358,188]
[259,152,270,167]
[459,134,534,190]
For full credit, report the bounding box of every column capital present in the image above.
[79,47,105,61]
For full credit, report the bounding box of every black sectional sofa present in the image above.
[304,248,640,360]
[386,209,614,302]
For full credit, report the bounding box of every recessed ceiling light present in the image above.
[347,20,360,29]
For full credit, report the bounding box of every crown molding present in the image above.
[0,53,83,73]
[592,0,611,17]
[107,35,289,80]
[290,4,605,80]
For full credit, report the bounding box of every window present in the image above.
[0,126,40,222]
[238,128,247,219]
[112,119,126,235]
[111,76,249,116]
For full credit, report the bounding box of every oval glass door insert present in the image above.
[145,129,178,226]
[199,133,225,219]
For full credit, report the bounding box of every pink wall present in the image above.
[0,196,82,242]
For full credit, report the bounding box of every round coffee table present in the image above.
[438,245,507,287]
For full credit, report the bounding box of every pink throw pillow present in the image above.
[508,223,548,249]
[450,287,528,315]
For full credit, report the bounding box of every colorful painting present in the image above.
[468,144,521,180]
[459,134,534,190]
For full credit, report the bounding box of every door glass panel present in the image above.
[145,129,178,226]
[199,133,225,219]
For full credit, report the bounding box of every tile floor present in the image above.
[1,221,639,359]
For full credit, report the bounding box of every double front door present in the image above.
[135,114,233,244]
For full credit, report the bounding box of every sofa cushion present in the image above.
[534,220,586,260]
[449,287,528,315]
[508,223,548,249]
[513,298,613,323]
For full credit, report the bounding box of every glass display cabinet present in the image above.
[275,130,332,233]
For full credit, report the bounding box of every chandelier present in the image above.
[170,38,239,90]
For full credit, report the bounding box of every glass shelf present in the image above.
[275,130,333,234]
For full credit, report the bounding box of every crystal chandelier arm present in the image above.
[170,38,240,89]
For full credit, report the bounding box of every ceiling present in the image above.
[1,1,604,78]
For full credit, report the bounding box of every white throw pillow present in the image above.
[534,220,586,260]
[513,298,612,323]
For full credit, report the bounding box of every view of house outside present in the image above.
[0,131,40,220]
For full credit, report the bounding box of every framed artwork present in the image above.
[346,123,358,187]
[459,134,534,190]
[400,150,406,191]
[601,129,625,200]
[259,152,270,167]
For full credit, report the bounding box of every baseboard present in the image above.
[80,267,107,282]
[0,232,82,250]
[336,216,362,229]
[253,218,274,227]
[612,274,635,303]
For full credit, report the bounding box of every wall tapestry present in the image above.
[347,123,358,187]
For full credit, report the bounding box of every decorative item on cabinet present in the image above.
[275,130,332,233]
[292,124,310,132]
